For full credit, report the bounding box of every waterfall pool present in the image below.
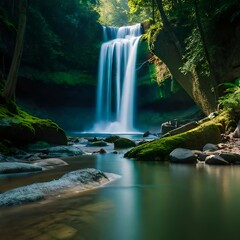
[1,143,240,240]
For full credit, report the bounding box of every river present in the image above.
[1,151,240,240]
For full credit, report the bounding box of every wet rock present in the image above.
[87,141,108,147]
[104,135,120,143]
[219,152,240,164]
[143,131,151,137]
[47,146,85,157]
[194,151,210,162]
[33,158,68,169]
[0,162,42,174]
[169,148,197,163]
[93,148,107,154]
[0,168,109,206]
[112,151,118,154]
[203,143,219,152]
[114,138,136,149]
[205,155,229,165]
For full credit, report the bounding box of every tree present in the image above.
[155,0,183,55]
[3,0,28,101]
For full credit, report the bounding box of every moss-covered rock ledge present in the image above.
[125,112,233,161]
[0,101,67,148]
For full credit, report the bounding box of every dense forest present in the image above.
[1,2,240,239]
[0,0,239,149]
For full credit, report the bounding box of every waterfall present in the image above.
[94,23,142,133]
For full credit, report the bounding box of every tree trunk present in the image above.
[193,0,218,101]
[3,0,28,101]
[155,0,183,55]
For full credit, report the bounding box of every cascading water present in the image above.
[94,23,142,133]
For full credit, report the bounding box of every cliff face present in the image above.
[147,14,240,116]
[152,29,216,115]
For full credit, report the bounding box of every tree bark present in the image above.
[193,0,218,101]
[3,0,28,101]
[155,0,183,55]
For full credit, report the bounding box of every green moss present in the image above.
[114,138,136,149]
[0,103,67,146]
[20,67,96,86]
[125,121,221,161]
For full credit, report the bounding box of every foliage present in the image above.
[218,82,240,112]
[96,0,130,26]
[19,67,96,86]
[0,0,102,86]
[180,28,209,76]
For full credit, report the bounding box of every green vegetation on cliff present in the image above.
[0,100,67,148]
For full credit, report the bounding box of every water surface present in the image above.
[0,153,240,240]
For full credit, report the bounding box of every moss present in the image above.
[0,103,67,146]
[19,67,96,87]
[114,138,136,149]
[125,121,221,161]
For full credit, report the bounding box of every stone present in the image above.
[33,158,68,169]
[203,143,219,152]
[92,148,107,154]
[0,162,42,174]
[169,148,197,163]
[205,155,229,165]
[194,151,210,162]
[87,141,108,147]
[114,138,136,149]
[0,168,109,206]
[219,152,240,164]
[47,145,85,157]
[232,120,240,138]
[104,135,120,143]
[143,131,151,137]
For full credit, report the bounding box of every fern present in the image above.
[218,82,240,112]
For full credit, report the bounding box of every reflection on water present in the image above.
[1,154,240,240]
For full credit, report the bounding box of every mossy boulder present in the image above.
[125,121,221,161]
[0,103,67,147]
[104,135,120,143]
[114,138,136,149]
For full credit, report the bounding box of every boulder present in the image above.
[205,155,229,165]
[93,148,107,154]
[47,146,85,157]
[0,162,42,174]
[194,151,210,162]
[169,148,197,163]
[203,143,219,152]
[0,105,67,146]
[114,138,136,149]
[125,121,221,161]
[87,141,108,147]
[104,135,120,143]
[0,168,109,206]
[219,152,240,164]
[33,158,68,169]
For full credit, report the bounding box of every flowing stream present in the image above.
[1,150,240,240]
[94,24,142,133]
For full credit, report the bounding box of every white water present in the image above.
[94,24,142,133]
